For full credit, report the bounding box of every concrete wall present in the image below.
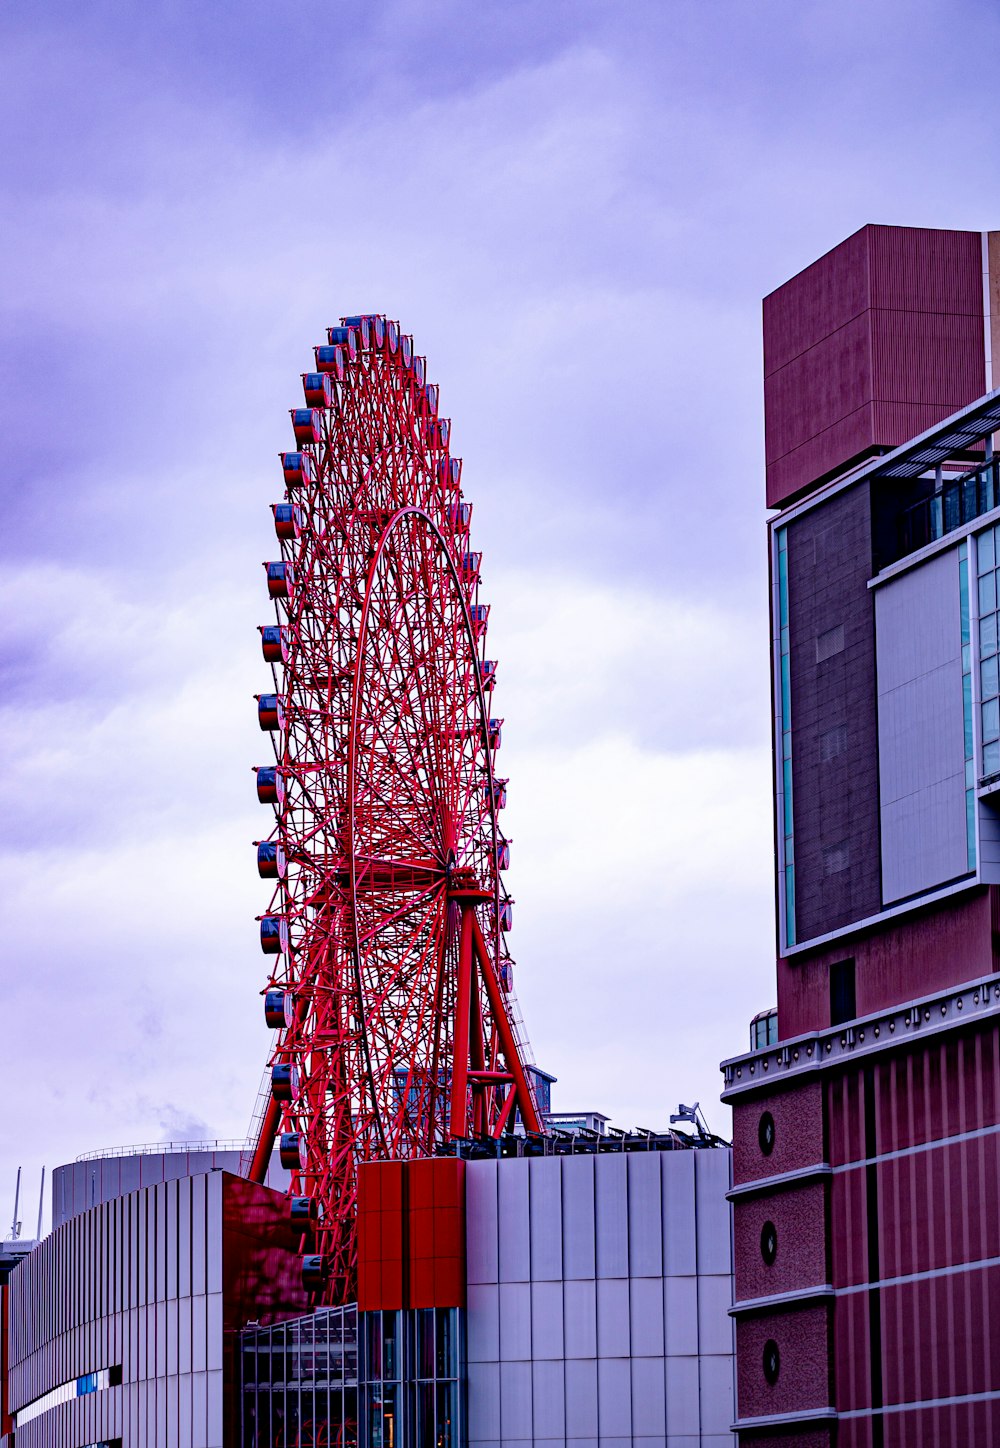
[465,1148,735,1447]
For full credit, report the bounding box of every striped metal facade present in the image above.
[464,1148,735,1446]
[763,225,985,508]
[4,1172,308,1448]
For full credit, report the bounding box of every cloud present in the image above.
[3,0,999,1234]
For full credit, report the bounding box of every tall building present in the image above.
[724,225,1000,1445]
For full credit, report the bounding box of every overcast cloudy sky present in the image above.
[3,0,998,1235]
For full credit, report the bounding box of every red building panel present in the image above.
[731,1080,824,1187]
[880,1265,1000,1405]
[763,225,985,508]
[356,1158,466,1313]
[736,1304,831,1419]
[831,1289,871,1414]
[777,888,997,1040]
[733,1182,827,1301]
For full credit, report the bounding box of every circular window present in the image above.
[758,1111,776,1156]
[763,1338,781,1385]
[760,1220,778,1266]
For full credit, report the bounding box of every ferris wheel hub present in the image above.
[446,866,492,903]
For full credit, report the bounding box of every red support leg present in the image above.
[469,914,542,1134]
[249,1095,282,1183]
[449,902,474,1138]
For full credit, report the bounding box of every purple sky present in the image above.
[3,0,998,1234]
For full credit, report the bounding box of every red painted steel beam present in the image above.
[469,913,541,1134]
[449,903,475,1138]
[248,1095,282,1183]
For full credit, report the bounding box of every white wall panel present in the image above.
[876,548,968,902]
[565,1358,599,1438]
[626,1157,662,1279]
[597,1356,632,1436]
[694,1151,732,1277]
[630,1356,666,1435]
[629,1277,664,1358]
[532,1358,566,1439]
[561,1157,596,1280]
[468,1361,501,1441]
[499,1282,532,1361]
[467,1161,500,1285]
[664,1355,700,1436]
[467,1283,501,1363]
[530,1281,564,1360]
[498,1159,531,1283]
[563,1279,598,1359]
[529,1158,563,1281]
[698,1353,734,1437]
[663,1276,698,1357]
[499,1359,533,1439]
[596,1279,630,1358]
[595,1156,629,1279]
[696,1274,734,1358]
[661,1156,696,1276]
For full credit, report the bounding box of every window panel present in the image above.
[983,698,1000,745]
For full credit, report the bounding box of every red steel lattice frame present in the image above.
[245,316,540,1303]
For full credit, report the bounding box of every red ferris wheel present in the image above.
[245,316,542,1303]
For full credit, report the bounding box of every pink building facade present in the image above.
[725,224,1000,1444]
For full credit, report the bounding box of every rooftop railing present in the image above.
[75,1138,245,1162]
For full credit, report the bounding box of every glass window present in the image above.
[372,1385,399,1448]
[366,1312,382,1379]
[417,1309,435,1379]
[983,699,1000,745]
[983,657,999,701]
[986,741,1000,775]
[981,527,997,574]
[436,1383,457,1448]
[982,613,998,657]
[417,1382,435,1447]
[980,572,997,615]
[381,1311,400,1381]
[435,1310,457,1379]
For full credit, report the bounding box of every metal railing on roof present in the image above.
[75,1139,245,1163]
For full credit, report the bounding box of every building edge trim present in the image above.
[727,1164,832,1200]
[780,874,980,957]
[732,1406,838,1430]
[721,972,1000,1100]
[729,1284,834,1316]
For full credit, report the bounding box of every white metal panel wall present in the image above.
[8,1174,226,1448]
[876,549,968,903]
[465,1148,735,1447]
[52,1150,290,1231]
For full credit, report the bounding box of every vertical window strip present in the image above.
[777,529,795,947]
[962,540,977,869]
[978,527,1000,796]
